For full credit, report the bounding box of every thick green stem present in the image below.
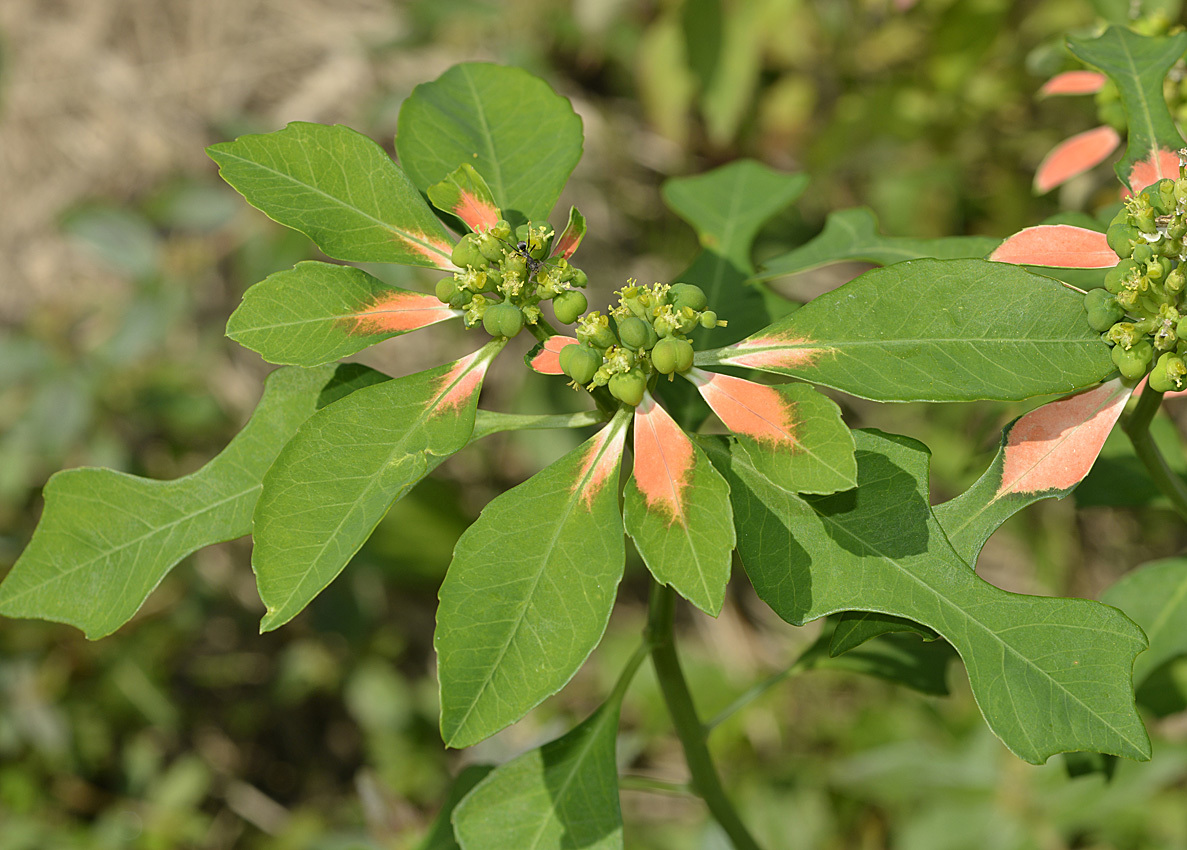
[470,409,608,442]
[1121,386,1187,521]
[647,583,765,850]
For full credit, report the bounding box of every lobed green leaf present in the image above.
[710,429,1151,764]
[1102,557,1187,686]
[0,365,385,639]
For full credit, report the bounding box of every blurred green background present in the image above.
[3,0,1187,847]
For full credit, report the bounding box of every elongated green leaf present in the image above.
[254,343,503,632]
[0,364,386,639]
[227,261,457,367]
[818,631,955,697]
[624,392,735,616]
[427,164,501,234]
[1102,558,1187,686]
[685,369,856,495]
[1067,27,1187,190]
[830,611,937,656]
[754,207,999,282]
[418,765,494,850]
[396,63,582,228]
[699,259,1116,402]
[935,379,1131,566]
[656,160,807,427]
[452,701,624,850]
[208,122,456,267]
[437,411,631,748]
[711,429,1150,763]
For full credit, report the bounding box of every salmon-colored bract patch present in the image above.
[351,291,458,335]
[998,379,1131,496]
[1039,70,1107,97]
[452,191,500,234]
[718,336,822,371]
[632,394,694,525]
[1126,148,1183,195]
[394,230,457,270]
[528,336,578,375]
[574,421,627,509]
[435,348,493,412]
[689,370,798,447]
[1033,126,1121,194]
[989,225,1118,269]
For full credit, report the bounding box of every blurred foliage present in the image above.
[4,0,1187,848]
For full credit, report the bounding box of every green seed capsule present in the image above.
[1132,243,1155,265]
[1085,288,1125,332]
[608,369,648,406]
[435,277,458,305]
[559,343,602,385]
[617,316,655,350]
[1112,339,1153,379]
[1104,259,1138,294]
[477,232,506,262]
[700,310,718,329]
[552,290,588,325]
[1149,352,1187,392]
[667,283,708,312]
[569,268,589,288]
[1107,223,1140,258]
[652,337,695,375]
[451,234,489,269]
[483,302,524,338]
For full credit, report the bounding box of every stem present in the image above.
[618,775,692,795]
[528,317,559,343]
[470,409,608,442]
[647,583,765,850]
[703,642,824,733]
[1121,386,1187,521]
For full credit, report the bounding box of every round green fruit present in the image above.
[451,234,489,269]
[1106,223,1139,259]
[553,290,588,325]
[1085,288,1124,332]
[1111,340,1153,380]
[608,369,648,406]
[483,302,524,338]
[617,316,656,350]
[667,283,707,312]
[435,277,458,305]
[559,343,602,385]
[652,337,695,375]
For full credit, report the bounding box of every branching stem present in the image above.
[1121,386,1187,521]
[647,583,765,850]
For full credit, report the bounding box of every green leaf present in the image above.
[753,207,999,282]
[656,160,807,427]
[253,343,503,632]
[700,259,1116,402]
[818,630,955,697]
[0,364,382,639]
[662,158,808,342]
[436,411,631,748]
[1067,26,1187,190]
[935,379,1131,566]
[427,164,501,234]
[711,429,1150,763]
[624,392,735,616]
[686,370,856,495]
[829,612,938,657]
[1102,557,1187,686]
[417,765,494,850]
[452,701,624,850]
[396,63,583,228]
[226,261,458,367]
[208,122,456,268]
